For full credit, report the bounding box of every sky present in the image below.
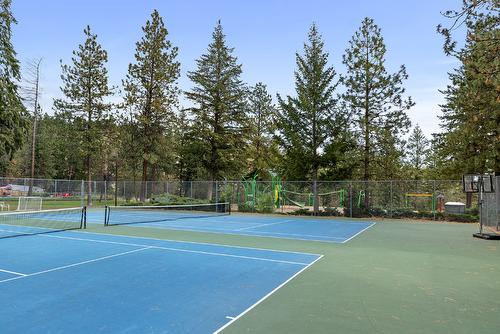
[11,0,464,137]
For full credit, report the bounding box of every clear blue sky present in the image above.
[11,0,462,137]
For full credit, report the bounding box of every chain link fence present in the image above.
[482,175,500,232]
[0,177,482,221]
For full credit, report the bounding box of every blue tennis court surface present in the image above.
[88,209,375,243]
[0,228,321,333]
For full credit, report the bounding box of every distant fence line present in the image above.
[0,177,476,219]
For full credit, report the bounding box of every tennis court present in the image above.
[0,226,321,333]
[86,204,375,243]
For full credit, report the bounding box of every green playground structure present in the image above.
[281,188,346,209]
[237,174,346,212]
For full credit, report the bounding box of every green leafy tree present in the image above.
[436,1,499,175]
[186,20,247,199]
[0,0,27,175]
[342,17,413,182]
[247,82,278,174]
[123,10,180,201]
[54,25,114,205]
[406,124,429,179]
[277,24,341,214]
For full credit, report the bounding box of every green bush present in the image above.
[255,192,274,213]
[238,201,255,212]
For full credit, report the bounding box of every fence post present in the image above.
[433,180,436,221]
[190,181,193,199]
[104,181,107,206]
[215,180,219,203]
[349,182,353,218]
[80,180,84,207]
[390,180,393,218]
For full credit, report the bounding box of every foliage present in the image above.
[341,17,414,181]
[174,109,207,181]
[246,83,279,173]
[435,1,499,176]
[0,0,27,174]
[123,10,180,199]
[185,20,247,183]
[151,193,210,205]
[277,24,346,212]
[405,124,430,179]
[54,25,114,203]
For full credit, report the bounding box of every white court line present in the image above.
[134,221,240,232]
[0,247,151,284]
[109,219,374,243]
[0,221,322,255]
[235,219,296,231]
[44,234,312,266]
[341,222,377,243]
[0,268,27,276]
[213,254,324,334]
[75,229,323,257]
[141,224,347,242]
[113,224,348,244]
[115,221,345,240]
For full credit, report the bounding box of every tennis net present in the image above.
[0,207,86,239]
[104,203,231,226]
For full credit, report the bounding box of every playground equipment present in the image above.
[357,190,365,208]
[240,174,257,208]
[281,188,346,209]
[404,192,436,212]
[271,176,282,208]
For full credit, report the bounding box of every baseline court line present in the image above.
[43,234,313,266]
[75,229,324,256]
[0,268,27,276]
[213,254,324,334]
[0,247,151,284]
[235,220,296,231]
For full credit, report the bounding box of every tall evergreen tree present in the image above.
[175,109,207,183]
[54,25,113,205]
[186,20,247,198]
[247,82,278,173]
[406,124,429,179]
[342,17,413,182]
[436,1,499,175]
[0,0,27,175]
[123,10,180,201]
[277,24,341,214]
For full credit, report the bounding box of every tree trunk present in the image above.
[86,154,92,206]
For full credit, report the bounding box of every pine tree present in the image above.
[277,24,341,214]
[175,109,207,183]
[247,82,278,173]
[185,20,247,199]
[406,124,429,179]
[0,0,27,175]
[436,1,499,175]
[54,25,114,205]
[342,17,413,182]
[123,10,180,201]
